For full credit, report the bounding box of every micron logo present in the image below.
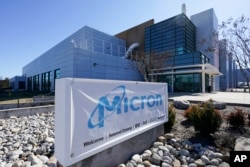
[87,85,163,128]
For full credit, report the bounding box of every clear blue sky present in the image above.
[1,0,250,79]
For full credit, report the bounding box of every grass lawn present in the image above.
[0,98,33,104]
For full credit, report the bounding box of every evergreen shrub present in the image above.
[187,100,222,136]
[164,103,176,131]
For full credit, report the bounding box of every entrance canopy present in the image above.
[149,63,222,76]
[149,63,222,93]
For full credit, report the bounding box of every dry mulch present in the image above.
[167,105,250,154]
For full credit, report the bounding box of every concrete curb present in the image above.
[0,100,54,110]
[168,99,250,107]
[0,105,55,119]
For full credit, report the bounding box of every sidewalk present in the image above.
[168,91,250,107]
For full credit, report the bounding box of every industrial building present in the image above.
[9,7,239,92]
[22,26,142,91]
[116,8,222,92]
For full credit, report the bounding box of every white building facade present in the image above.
[23,26,142,91]
[191,8,220,91]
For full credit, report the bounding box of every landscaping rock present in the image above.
[1,105,249,167]
[119,134,231,167]
[0,112,55,167]
[131,154,142,164]
[172,159,181,167]
[173,100,190,110]
[234,137,250,151]
[212,101,227,110]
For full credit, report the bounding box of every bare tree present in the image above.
[0,77,9,91]
[198,31,219,53]
[131,51,172,82]
[219,15,250,92]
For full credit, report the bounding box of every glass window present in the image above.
[18,81,25,89]
[27,77,32,91]
[41,71,52,91]
[174,73,201,92]
[55,69,60,79]
[144,13,196,58]
[33,75,39,91]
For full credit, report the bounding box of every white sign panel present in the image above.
[55,78,168,166]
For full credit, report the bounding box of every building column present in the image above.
[212,76,215,92]
[171,68,174,93]
[39,74,42,91]
[202,65,205,93]
[202,72,205,93]
[208,74,212,93]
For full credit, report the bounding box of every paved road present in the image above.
[168,91,250,106]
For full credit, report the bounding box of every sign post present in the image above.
[55,78,168,166]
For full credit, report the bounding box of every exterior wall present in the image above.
[145,14,196,55]
[219,40,229,91]
[191,8,220,91]
[23,44,74,91]
[9,76,26,90]
[143,13,218,93]
[236,69,250,87]
[72,48,142,80]
[23,26,142,91]
[21,8,225,93]
[69,125,164,167]
[115,19,154,52]
[190,8,219,67]
[218,37,238,89]
[228,58,237,88]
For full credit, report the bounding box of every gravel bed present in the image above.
[117,134,230,167]
[1,106,248,167]
[0,112,56,167]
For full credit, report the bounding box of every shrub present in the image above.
[188,101,222,136]
[248,113,250,126]
[214,132,236,149]
[227,107,246,126]
[164,103,176,131]
[183,104,197,119]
